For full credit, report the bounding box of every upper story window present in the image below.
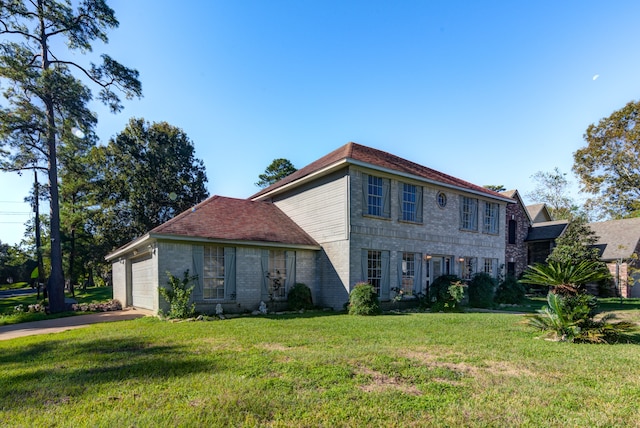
[400,183,423,223]
[483,202,499,234]
[508,219,517,244]
[459,196,478,231]
[437,192,447,208]
[363,173,390,218]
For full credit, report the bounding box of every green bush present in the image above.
[288,283,313,310]
[468,273,496,308]
[430,275,464,312]
[494,275,526,304]
[348,282,381,315]
[159,270,197,319]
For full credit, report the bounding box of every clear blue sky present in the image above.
[2,0,640,246]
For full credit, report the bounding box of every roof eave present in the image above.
[150,233,321,251]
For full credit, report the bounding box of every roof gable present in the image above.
[526,203,553,223]
[251,142,512,202]
[150,196,318,247]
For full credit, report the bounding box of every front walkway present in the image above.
[0,308,154,341]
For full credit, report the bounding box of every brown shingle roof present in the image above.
[150,196,318,247]
[250,142,512,201]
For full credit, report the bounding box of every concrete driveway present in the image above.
[0,308,154,341]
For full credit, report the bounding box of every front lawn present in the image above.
[1,311,639,427]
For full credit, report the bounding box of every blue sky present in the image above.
[2,0,640,246]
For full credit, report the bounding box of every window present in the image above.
[483,202,499,234]
[367,250,382,295]
[400,252,416,296]
[508,219,517,244]
[203,246,225,300]
[483,258,497,276]
[267,250,287,300]
[363,174,390,218]
[460,257,475,280]
[459,196,478,231]
[437,192,447,208]
[400,183,423,223]
[367,175,383,216]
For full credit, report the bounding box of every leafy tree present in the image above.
[525,168,579,220]
[255,158,297,188]
[520,260,610,296]
[91,118,208,250]
[0,0,141,312]
[573,100,640,219]
[547,216,600,264]
[483,184,506,192]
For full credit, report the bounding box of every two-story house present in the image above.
[107,142,513,313]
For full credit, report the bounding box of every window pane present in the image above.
[268,250,287,300]
[401,252,415,295]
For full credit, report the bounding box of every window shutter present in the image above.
[382,178,391,218]
[361,249,368,284]
[224,247,236,300]
[285,251,296,290]
[414,253,423,294]
[397,252,404,288]
[261,250,269,298]
[362,173,369,216]
[191,245,204,301]
[416,187,423,223]
[381,251,390,300]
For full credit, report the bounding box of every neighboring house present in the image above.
[500,190,532,278]
[107,142,514,313]
[526,203,553,223]
[525,220,569,265]
[589,217,640,298]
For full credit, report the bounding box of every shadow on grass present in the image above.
[0,336,221,410]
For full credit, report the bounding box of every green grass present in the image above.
[0,281,29,291]
[0,286,113,325]
[1,310,639,427]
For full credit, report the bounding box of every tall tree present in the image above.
[255,158,297,188]
[525,168,577,220]
[91,118,209,250]
[0,0,141,312]
[573,100,640,219]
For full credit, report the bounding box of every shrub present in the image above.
[468,273,496,308]
[494,275,526,304]
[348,283,381,315]
[430,275,465,312]
[288,283,313,310]
[159,270,197,319]
[523,292,637,343]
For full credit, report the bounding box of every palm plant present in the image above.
[520,260,611,295]
[523,292,637,343]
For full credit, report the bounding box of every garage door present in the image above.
[131,255,155,310]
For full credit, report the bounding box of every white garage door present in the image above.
[131,255,155,310]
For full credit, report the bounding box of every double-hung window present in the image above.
[267,250,287,300]
[364,174,390,218]
[483,258,497,276]
[400,183,423,223]
[401,252,416,295]
[483,202,499,234]
[203,246,225,300]
[461,257,476,280]
[459,196,478,231]
[367,250,382,295]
